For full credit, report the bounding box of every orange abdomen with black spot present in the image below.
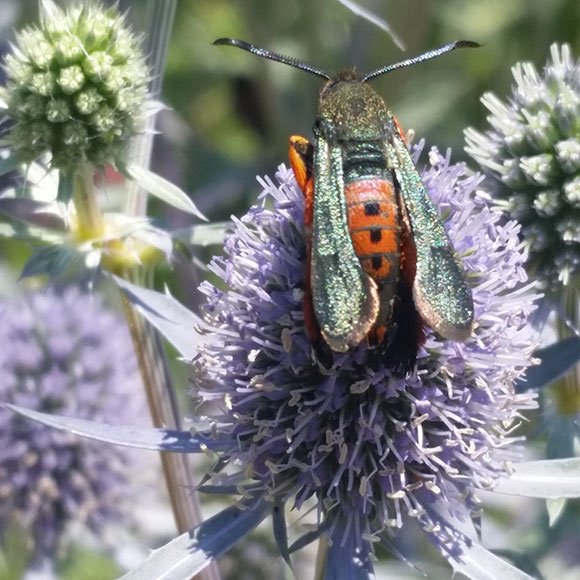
[345,179,400,283]
[344,177,402,340]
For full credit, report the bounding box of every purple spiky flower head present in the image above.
[194,144,539,565]
[0,287,144,560]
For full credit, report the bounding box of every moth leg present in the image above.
[393,116,407,145]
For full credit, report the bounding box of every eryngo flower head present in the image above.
[194,145,539,563]
[1,0,149,174]
[465,44,580,290]
[0,287,143,558]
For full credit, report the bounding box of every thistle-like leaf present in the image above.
[516,337,580,391]
[20,245,79,279]
[0,197,66,231]
[174,222,230,247]
[123,163,207,220]
[3,403,231,452]
[114,275,211,360]
[450,538,537,580]
[493,458,580,498]
[118,501,269,580]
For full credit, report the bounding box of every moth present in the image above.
[215,38,477,372]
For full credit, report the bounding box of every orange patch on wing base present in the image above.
[288,135,319,341]
[289,136,311,190]
[289,135,314,227]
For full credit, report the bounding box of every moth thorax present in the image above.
[317,81,391,142]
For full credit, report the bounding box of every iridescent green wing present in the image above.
[387,134,473,341]
[310,137,379,352]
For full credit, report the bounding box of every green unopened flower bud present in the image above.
[15,93,45,119]
[20,29,54,69]
[557,217,580,243]
[46,98,70,123]
[62,121,89,146]
[82,52,114,80]
[556,138,580,174]
[466,44,580,289]
[74,86,103,115]
[91,104,116,133]
[29,71,56,96]
[564,176,580,206]
[102,67,125,94]
[57,65,85,94]
[533,189,560,217]
[519,153,557,186]
[2,1,150,174]
[54,35,84,65]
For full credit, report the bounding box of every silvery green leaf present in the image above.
[546,498,566,526]
[0,197,66,231]
[20,245,79,279]
[450,539,536,580]
[493,458,580,498]
[198,485,243,495]
[119,501,269,580]
[0,222,62,243]
[336,0,405,50]
[133,225,173,259]
[174,222,229,247]
[516,337,580,391]
[272,503,293,572]
[114,275,210,360]
[123,163,207,220]
[429,503,534,579]
[3,403,230,452]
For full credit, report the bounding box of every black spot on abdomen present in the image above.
[370,228,382,243]
[364,202,380,216]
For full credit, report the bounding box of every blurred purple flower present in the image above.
[0,287,144,559]
[193,144,539,567]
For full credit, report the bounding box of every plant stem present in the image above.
[119,276,201,535]
[72,163,104,240]
[120,2,221,579]
[554,286,580,415]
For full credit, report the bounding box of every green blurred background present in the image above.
[156,0,580,220]
[1,1,580,578]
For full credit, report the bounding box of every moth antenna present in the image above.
[362,40,480,83]
[214,38,333,80]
